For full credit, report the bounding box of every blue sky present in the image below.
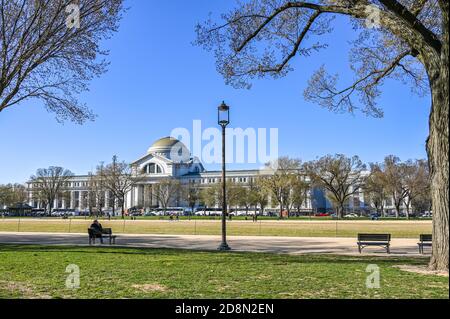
[0,0,430,184]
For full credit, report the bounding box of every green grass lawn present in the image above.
[0,218,432,238]
[0,244,447,299]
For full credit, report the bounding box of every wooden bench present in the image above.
[88,228,117,245]
[417,234,432,254]
[357,234,391,254]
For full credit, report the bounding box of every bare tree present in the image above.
[0,183,27,208]
[402,159,430,218]
[304,154,367,218]
[200,184,219,213]
[0,0,124,123]
[182,183,200,217]
[236,185,251,215]
[288,177,310,216]
[101,155,138,218]
[383,155,409,218]
[30,166,73,213]
[412,186,432,214]
[260,157,302,219]
[0,185,9,208]
[199,182,240,217]
[248,177,269,216]
[153,178,181,215]
[87,169,107,217]
[196,0,448,271]
[228,182,245,215]
[364,163,389,216]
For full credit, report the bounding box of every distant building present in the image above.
[26,136,404,214]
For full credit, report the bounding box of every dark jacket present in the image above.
[90,223,103,233]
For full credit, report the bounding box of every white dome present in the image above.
[147,137,190,162]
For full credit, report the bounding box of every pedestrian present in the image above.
[89,220,104,244]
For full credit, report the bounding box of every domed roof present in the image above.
[147,137,190,162]
[151,136,182,149]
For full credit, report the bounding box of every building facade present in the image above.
[26,136,403,214]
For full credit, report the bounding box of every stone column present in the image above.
[130,187,134,207]
[28,191,34,207]
[359,191,365,210]
[149,184,153,207]
[140,185,145,207]
[143,185,149,209]
[307,196,312,210]
[70,191,75,209]
[78,191,83,210]
[134,186,139,207]
[105,191,109,209]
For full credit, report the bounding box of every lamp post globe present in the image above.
[218,101,230,127]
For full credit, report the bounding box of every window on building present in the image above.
[143,163,163,174]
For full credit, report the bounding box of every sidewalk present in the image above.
[0,231,427,256]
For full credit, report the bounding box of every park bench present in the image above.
[417,234,432,254]
[357,234,391,254]
[88,227,117,245]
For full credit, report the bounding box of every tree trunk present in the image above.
[394,201,401,218]
[421,3,449,271]
[426,14,449,271]
[121,198,125,219]
[47,200,52,215]
[337,204,344,219]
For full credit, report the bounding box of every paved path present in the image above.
[0,231,428,257]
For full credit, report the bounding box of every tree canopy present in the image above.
[0,0,124,123]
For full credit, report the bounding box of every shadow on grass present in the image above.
[0,244,430,266]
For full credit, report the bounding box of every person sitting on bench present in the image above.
[90,220,104,244]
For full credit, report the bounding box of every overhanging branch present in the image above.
[379,0,441,53]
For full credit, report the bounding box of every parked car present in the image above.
[344,213,358,218]
[315,213,330,217]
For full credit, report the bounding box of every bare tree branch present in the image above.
[0,0,124,123]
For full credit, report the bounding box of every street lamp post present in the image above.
[218,101,231,251]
